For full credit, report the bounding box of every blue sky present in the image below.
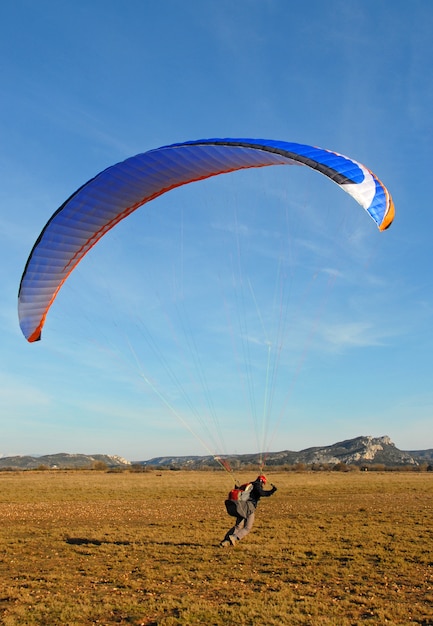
[1,1,432,461]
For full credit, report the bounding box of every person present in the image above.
[219,474,277,547]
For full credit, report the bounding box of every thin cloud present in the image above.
[319,321,387,351]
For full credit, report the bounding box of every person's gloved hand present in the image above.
[271,484,277,493]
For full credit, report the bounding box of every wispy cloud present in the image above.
[0,373,52,410]
[319,321,385,351]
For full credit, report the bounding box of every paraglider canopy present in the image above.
[18,138,394,343]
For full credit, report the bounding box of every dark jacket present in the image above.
[249,479,276,507]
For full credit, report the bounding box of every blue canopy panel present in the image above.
[18,138,394,342]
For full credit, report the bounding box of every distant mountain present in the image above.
[1,436,431,470]
[407,448,433,462]
[0,453,131,470]
[141,436,428,469]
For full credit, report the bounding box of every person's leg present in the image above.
[220,516,244,546]
[224,516,244,540]
[232,511,255,541]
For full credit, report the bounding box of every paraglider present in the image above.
[220,474,277,547]
[18,138,394,343]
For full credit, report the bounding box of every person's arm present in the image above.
[255,481,277,497]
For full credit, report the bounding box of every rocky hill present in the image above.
[1,436,430,470]
[0,453,131,470]
[407,448,433,462]
[141,436,427,469]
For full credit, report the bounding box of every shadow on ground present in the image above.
[65,536,131,546]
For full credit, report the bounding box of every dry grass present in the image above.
[0,469,432,625]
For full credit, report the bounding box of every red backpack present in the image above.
[227,482,253,502]
[225,483,254,517]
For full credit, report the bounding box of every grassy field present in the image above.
[0,469,432,625]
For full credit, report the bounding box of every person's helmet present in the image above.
[257,475,267,484]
